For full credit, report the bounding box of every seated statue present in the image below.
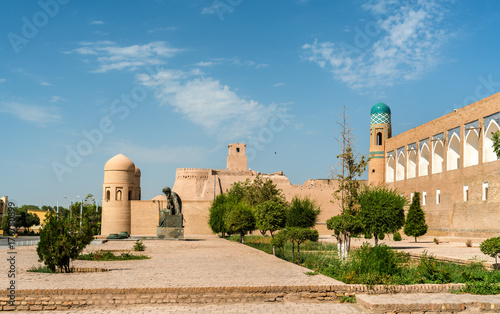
[159,187,182,227]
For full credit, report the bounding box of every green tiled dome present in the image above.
[371,102,391,115]
[370,103,391,125]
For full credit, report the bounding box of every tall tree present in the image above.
[327,105,368,259]
[404,192,428,242]
[286,196,320,229]
[358,185,406,246]
[208,193,236,237]
[227,175,285,207]
[255,200,287,238]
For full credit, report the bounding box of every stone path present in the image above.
[16,302,367,313]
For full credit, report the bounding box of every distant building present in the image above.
[368,92,500,237]
[101,145,340,237]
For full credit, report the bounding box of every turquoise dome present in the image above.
[371,102,391,115]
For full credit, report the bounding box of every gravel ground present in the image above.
[0,236,344,290]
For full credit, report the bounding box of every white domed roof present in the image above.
[104,154,135,171]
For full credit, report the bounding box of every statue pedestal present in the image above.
[157,227,184,239]
[157,214,184,239]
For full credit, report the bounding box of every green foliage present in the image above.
[457,281,500,295]
[1,207,41,234]
[329,107,369,258]
[339,295,356,303]
[480,236,500,265]
[286,196,320,228]
[36,211,94,273]
[225,202,256,243]
[208,194,233,236]
[393,231,402,241]
[67,202,101,235]
[404,192,428,242]
[227,175,286,207]
[358,185,406,245]
[133,240,146,251]
[492,131,500,159]
[28,265,55,273]
[77,250,150,261]
[255,200,287,237]
[287,227,319,263]
[271,229,289,256]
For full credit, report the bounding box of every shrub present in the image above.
[133,240,146,251]
[28,265,55,273]
[286,196,320,229]
[480,236,500,265]
[393,231,402,241]
[36,211,94,273]
[255,200,287,237]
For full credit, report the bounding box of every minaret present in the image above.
[368,103,392,184]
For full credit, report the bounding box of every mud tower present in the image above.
[368,103,392,184]
[101,154,141,235]
[226,143,248,171]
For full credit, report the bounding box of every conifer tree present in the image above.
[404,192,428,242]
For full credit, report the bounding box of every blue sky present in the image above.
[2,0,500,207]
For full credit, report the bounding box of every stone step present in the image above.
[356,293,500,313]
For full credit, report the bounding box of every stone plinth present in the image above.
[157,226,184,239]
[157,214,184,239]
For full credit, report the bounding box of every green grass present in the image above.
[77,250,150,261]
[28,265,55,273]
[230,235,500,294]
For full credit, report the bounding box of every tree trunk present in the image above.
[240,233,244,244]
[415,237,417,243]
[374,236,378,247]
[297,244,301,264]
[272,245,276,256]
[292,242,295,263]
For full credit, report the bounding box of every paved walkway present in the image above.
[16,302,367,313]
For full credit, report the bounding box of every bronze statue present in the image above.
[159,187,182,227]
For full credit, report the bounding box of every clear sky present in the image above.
[2,0,500,208]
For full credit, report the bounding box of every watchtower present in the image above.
[226,143,247,171]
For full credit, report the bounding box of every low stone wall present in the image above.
[1,284,464,311]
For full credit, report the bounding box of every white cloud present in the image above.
[105,141,205,164]
[273,82,285,87]
[50,96,64,102]
[90,20,104,25]
[40,81,52,86]
[148,26,177,33]
[1,102,61,125]
[302,0,452,89]
[195,58,268,68]
[201,3,234,15]
[137,69,281,141]
[71,41,182,73]
[0,78,6,83]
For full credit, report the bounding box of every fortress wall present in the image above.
[385,92,500,154]
[130,200,159,236]
[173,168,212,201]
[182,200,213,235]
[389,159,500,238]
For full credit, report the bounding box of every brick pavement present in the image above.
[15,302,367,313]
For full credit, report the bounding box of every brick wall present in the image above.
[1,284,465,311]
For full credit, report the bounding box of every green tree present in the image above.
[270,229,289,257]
[208,194,235,237]
[328,106,368,259]
[67,202,102,235]
[255,200,288,255]
[36,211,94,272]
[225,202,256,243]
[0,207,40,234]
[359,185,406,246]
[480,236,500,266]
[287,227,319,264]
[227,175,286,208]
[255,200,287,237]
[404,192,428,242]
[1,214,11,235]
[492,131,500,159]
[286,196,320,229]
